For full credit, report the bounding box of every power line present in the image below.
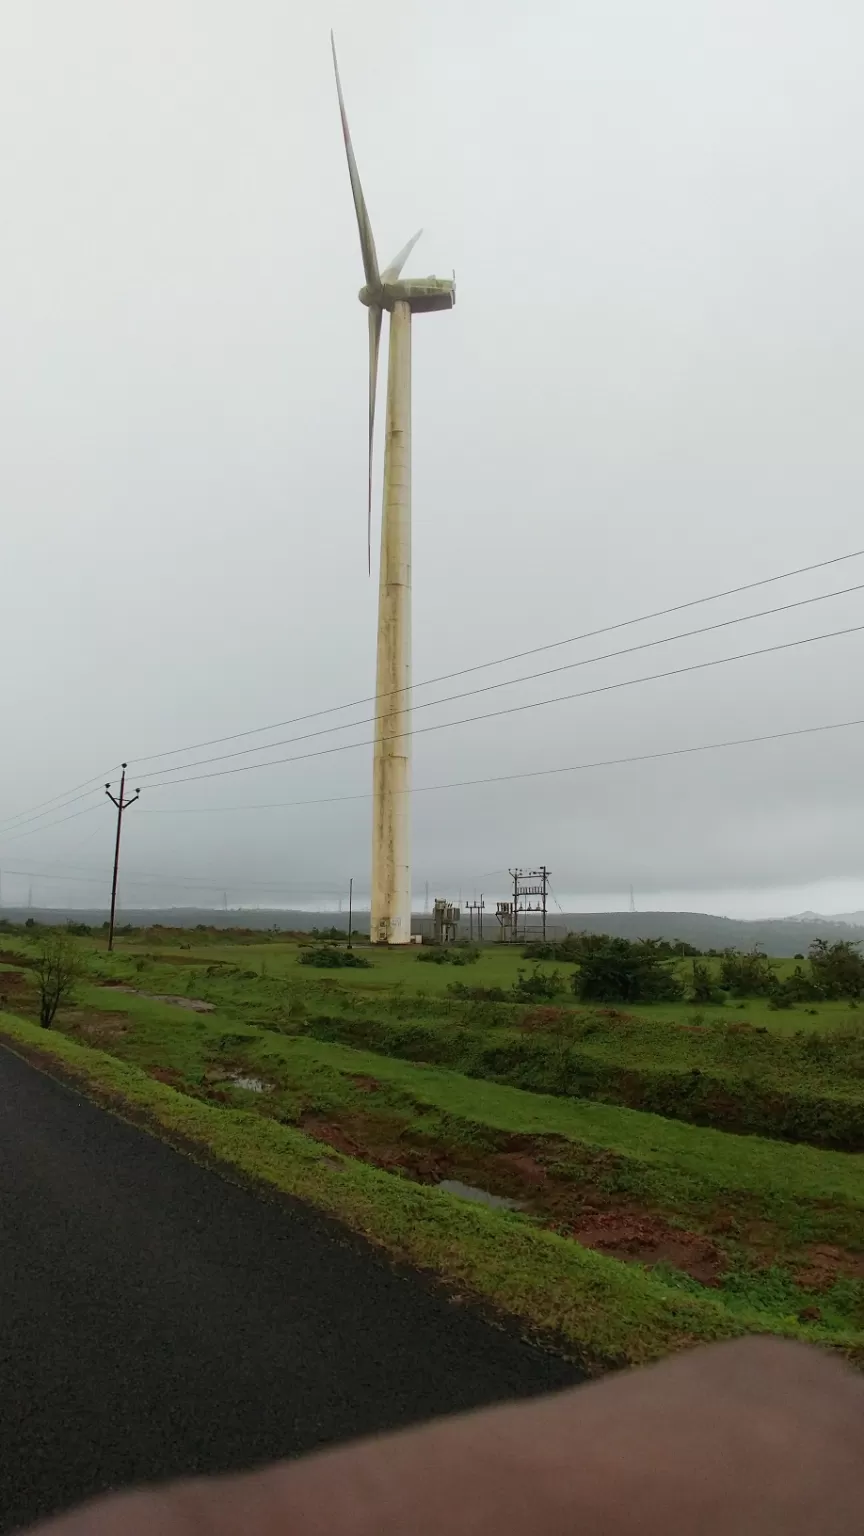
[5,546,862,840]
[135,619,864,791]
[0,801,106,849]
[0,780,111,838]
[137,712,864,815]
[5,546,864,840]
[15,716,864,893]
[0,866,348,893]
[122,544,864,769]
[130,580,864,784]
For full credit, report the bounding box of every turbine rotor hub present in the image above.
[359,277,456,314]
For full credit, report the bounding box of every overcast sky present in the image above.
[1,0,863,919]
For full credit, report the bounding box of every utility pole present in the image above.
[629,885,636,914]
[105,764,140,952]
[347,877,354,950]
[510,868,550,943]
[466,898,485,943]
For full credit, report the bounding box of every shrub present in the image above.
[774,964,825,1004]
[417,946,479,966]
[521,941,559,961]
[31,931,83,1027]
[718,948,777,998]
[574,939,685,1003]
[808,939,864,999]
[447,982,508,1001]
[512,966,565,1000]
[417,948,451,964]
[689,960,725,1005]
[298,945,371,969]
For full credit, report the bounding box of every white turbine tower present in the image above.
[331,36,455,946]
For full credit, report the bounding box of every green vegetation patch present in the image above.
[0,1010,749,1372]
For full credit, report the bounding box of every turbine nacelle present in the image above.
[359,276,456,314]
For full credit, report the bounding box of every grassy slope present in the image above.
[3,929,864,1362]
[0,1010,744,1371]
[252,1036,864,1206]
[22,983,864,1345]
[5,938,864,1145]
[109,934,864,1033]
[72,990,864,1249]
[13,931,854,1147]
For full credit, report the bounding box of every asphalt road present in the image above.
[0,1042,582,1533]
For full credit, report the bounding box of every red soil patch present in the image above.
[0,951,28,966]
[61,1010,130,1045]
[568,1208,724,1285]
[296,1115,726,1286]
[494,1149,548,1185]
[795,1244,864,1291]
[301,1116,364,1159]
[148,1065,184,1087]
[520,1007,570,1032]
[348,1074,382,1093]
[0,971,29,995]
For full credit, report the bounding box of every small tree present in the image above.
[31,931,82,1028]
[574,938,685,1003]
[718,947,777,997]
[808,938,864,999]
[690,959,725,1005]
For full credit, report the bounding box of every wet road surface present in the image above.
[0,1040,582,1532]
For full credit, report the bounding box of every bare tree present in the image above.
[31,931,82,1028]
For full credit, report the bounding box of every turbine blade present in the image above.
[331,33,380,288]
[367,304,382,575]
[381,228,423,282]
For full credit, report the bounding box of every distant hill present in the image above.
[548,911,864,957]
[787,910,864,927]
[4,904,864,957]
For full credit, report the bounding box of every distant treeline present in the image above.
[521,934,864,1005]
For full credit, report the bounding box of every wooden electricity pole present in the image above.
[105,764,140,952]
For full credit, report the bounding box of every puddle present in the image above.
[437,1179,523,1212]
[104,985,215,1013]
[228,1076,271,1094]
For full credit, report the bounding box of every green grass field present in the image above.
[98,935,864,1032]
[1,927,862,1370]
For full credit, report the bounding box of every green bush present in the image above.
[447,982,509,1001]
[574,939,685,1003]
[689,960,726,1005]
[521,941,560,961]
[512,965,565,1000]
[298,945,371,969]
[718,948,777,997]
[808,939,864,999]
[417,946,479,966]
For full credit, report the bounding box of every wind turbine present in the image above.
[331,35,455,946]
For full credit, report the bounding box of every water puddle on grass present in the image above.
[228,1076,271,1094]
[437,1179,524,1212]
[101,984,215,1013]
